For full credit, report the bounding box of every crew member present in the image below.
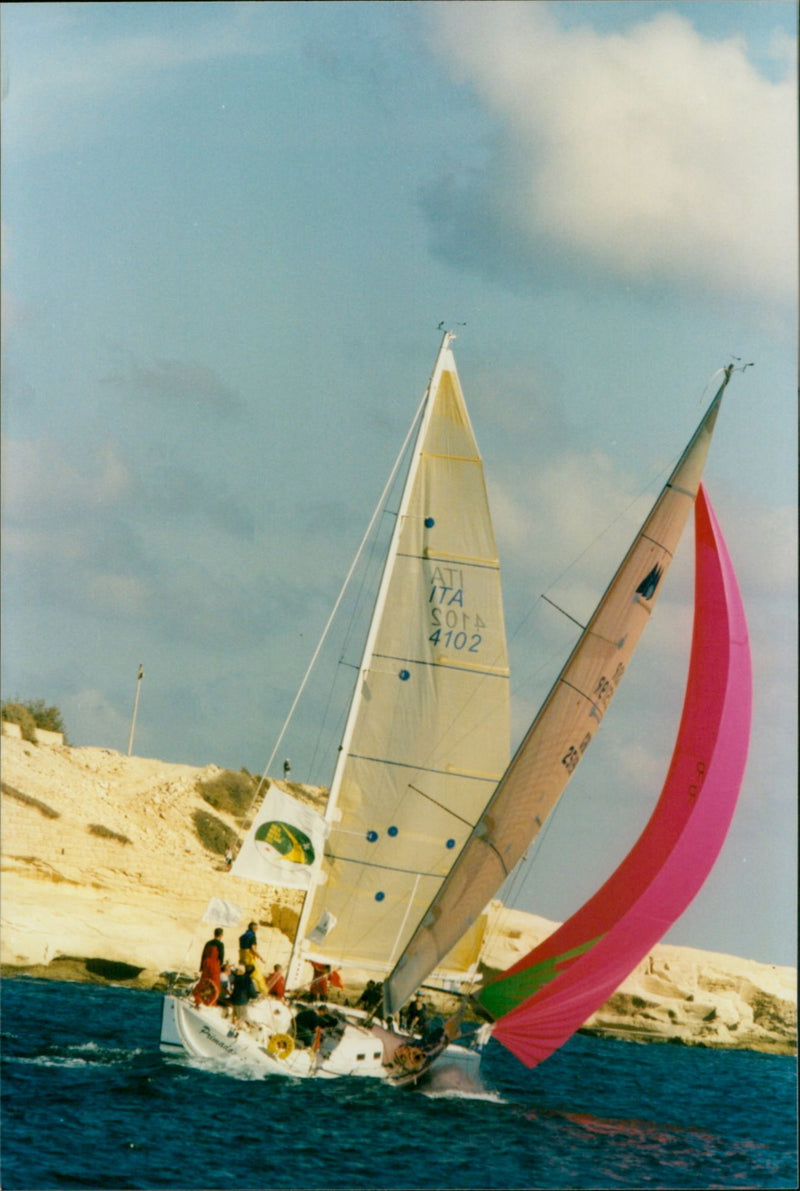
[265,964,286,999]
[238,920,267,993]
[193,927,224,1006]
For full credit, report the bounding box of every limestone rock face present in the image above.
[1,737,795,1055]
[1,737,303,983]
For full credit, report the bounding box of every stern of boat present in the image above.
[160,994,189,1056]
[160,994,239,1061]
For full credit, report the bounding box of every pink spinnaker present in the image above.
[486,485,752,1068]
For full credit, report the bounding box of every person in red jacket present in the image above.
[265,964,286,999]
[193,927,224,1005]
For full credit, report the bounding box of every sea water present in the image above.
[1,978,796,1190]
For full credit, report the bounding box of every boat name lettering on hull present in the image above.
[198,1022,239,1055]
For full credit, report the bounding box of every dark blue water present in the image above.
[1,978,796,1190]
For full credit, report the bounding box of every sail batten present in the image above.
[406,553,502,568]
[422,452,482,463]
[344,752,503,779]
[640,533,675,553]
[326,856,464,880]
[370,651,507,677]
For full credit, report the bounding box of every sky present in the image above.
[1,1,796,967]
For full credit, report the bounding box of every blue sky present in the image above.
[2,2,796,965]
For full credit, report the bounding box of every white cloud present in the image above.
[429,3,796,301]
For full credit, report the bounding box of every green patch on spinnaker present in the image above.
[479,935,605,1019]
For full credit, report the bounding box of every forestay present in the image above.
[292,335,510,982]
[383,371,730,1015]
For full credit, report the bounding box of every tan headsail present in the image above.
[382,369,731,1015]
[288,334,510,984]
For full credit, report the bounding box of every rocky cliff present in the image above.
[1,734,795,1055]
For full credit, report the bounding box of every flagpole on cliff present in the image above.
[127,664,144,756]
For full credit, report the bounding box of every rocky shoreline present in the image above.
[1,734,795,1056]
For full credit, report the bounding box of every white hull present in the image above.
[160,994,482,1085]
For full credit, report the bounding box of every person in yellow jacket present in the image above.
[238,921,267,993]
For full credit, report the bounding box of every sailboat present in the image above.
[160,337,750,1084]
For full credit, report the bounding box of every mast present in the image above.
[285,332,458,988]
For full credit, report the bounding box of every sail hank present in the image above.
[289,336,510,985]
[382,376,729,1016]
[487,484,751,1067]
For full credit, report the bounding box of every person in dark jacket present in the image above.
[231,964,258,1023]
[404,994,425,1032]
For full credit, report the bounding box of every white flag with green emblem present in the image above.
[231,785,329,891]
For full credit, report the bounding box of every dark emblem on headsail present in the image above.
[636,564,664,601]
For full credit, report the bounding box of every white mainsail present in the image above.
[288,334,510,984]
[382,369,730,1015]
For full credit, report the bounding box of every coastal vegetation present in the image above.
[196,769,257,822]
[88,823,132,846]
[2,783,60,819]
[1,699,67,743]
[192,807,237,856]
